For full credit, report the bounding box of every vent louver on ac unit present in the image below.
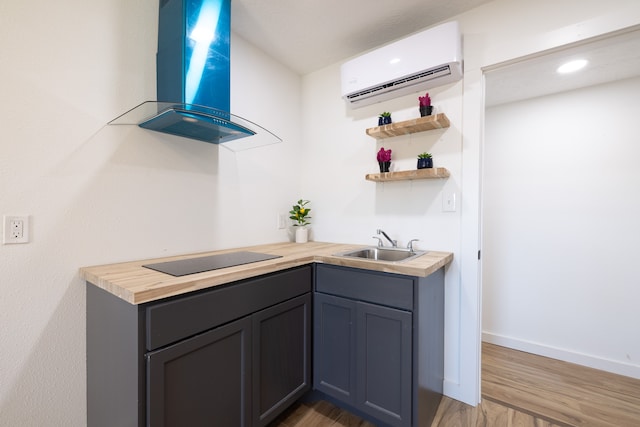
[341,22,462,108]
[344,65,452,103]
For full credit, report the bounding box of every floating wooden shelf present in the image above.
[365,167,450,182]
[366,113,450,139]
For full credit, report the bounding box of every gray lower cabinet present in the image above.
[87,266,312,427]
[147,316,252,427]
[313,264,444,427]
[251,294,311,426]
[314,293,357,404]
[314,293,412,425]
[357,300,412,425]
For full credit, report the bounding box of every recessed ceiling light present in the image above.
[557,59,588,74]
[389,58,401,65]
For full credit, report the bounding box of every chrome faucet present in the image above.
[406,239,419,252]
[376,229,397,247]
[371,236,384,247]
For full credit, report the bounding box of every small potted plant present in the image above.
[417,152,433,169]
[377,147,392,172]
[418,92,433,117]
[289,199,312,243]
[378,112,392,125]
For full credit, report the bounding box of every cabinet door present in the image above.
[146,317,251,427]
[313,293,357,405]
[356,301,412,427]
[252,294,311,427]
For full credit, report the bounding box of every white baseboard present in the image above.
[482,332,640,380]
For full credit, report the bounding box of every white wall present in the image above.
[0,1,301,425]
[483,76,640,378]
[303,0,640,406]
[301,63,466,393]
[3,0,640,423]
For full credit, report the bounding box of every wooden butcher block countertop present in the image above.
[80,241,453,305]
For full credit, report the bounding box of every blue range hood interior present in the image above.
[139,107,255,143]
[109,0,281,150]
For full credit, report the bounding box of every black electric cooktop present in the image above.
[142,251,282,277]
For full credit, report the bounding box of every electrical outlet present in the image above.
[3,215,30,244]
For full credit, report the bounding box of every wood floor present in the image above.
[270,342,640,427]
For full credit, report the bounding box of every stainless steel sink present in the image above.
[336,247,426,262]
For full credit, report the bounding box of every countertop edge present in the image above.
[80,242,453,305]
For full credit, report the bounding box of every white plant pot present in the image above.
[294,227,308,243]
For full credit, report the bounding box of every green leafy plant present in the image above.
[379,112,391,118]
[289,199,312,226]
[417,152,432,159]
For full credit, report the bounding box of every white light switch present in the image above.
[442,192,456,212]
[277,213,287,229]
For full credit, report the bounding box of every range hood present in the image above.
[109,0,281,150]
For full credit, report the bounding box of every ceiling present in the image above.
[485,28,640,107]
[230,0,494,75]
[229,1,640,107]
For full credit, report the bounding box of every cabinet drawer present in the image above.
[146,266,312,351]
[315,264,413,311]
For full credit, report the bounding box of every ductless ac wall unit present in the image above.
[341,21,462,109]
